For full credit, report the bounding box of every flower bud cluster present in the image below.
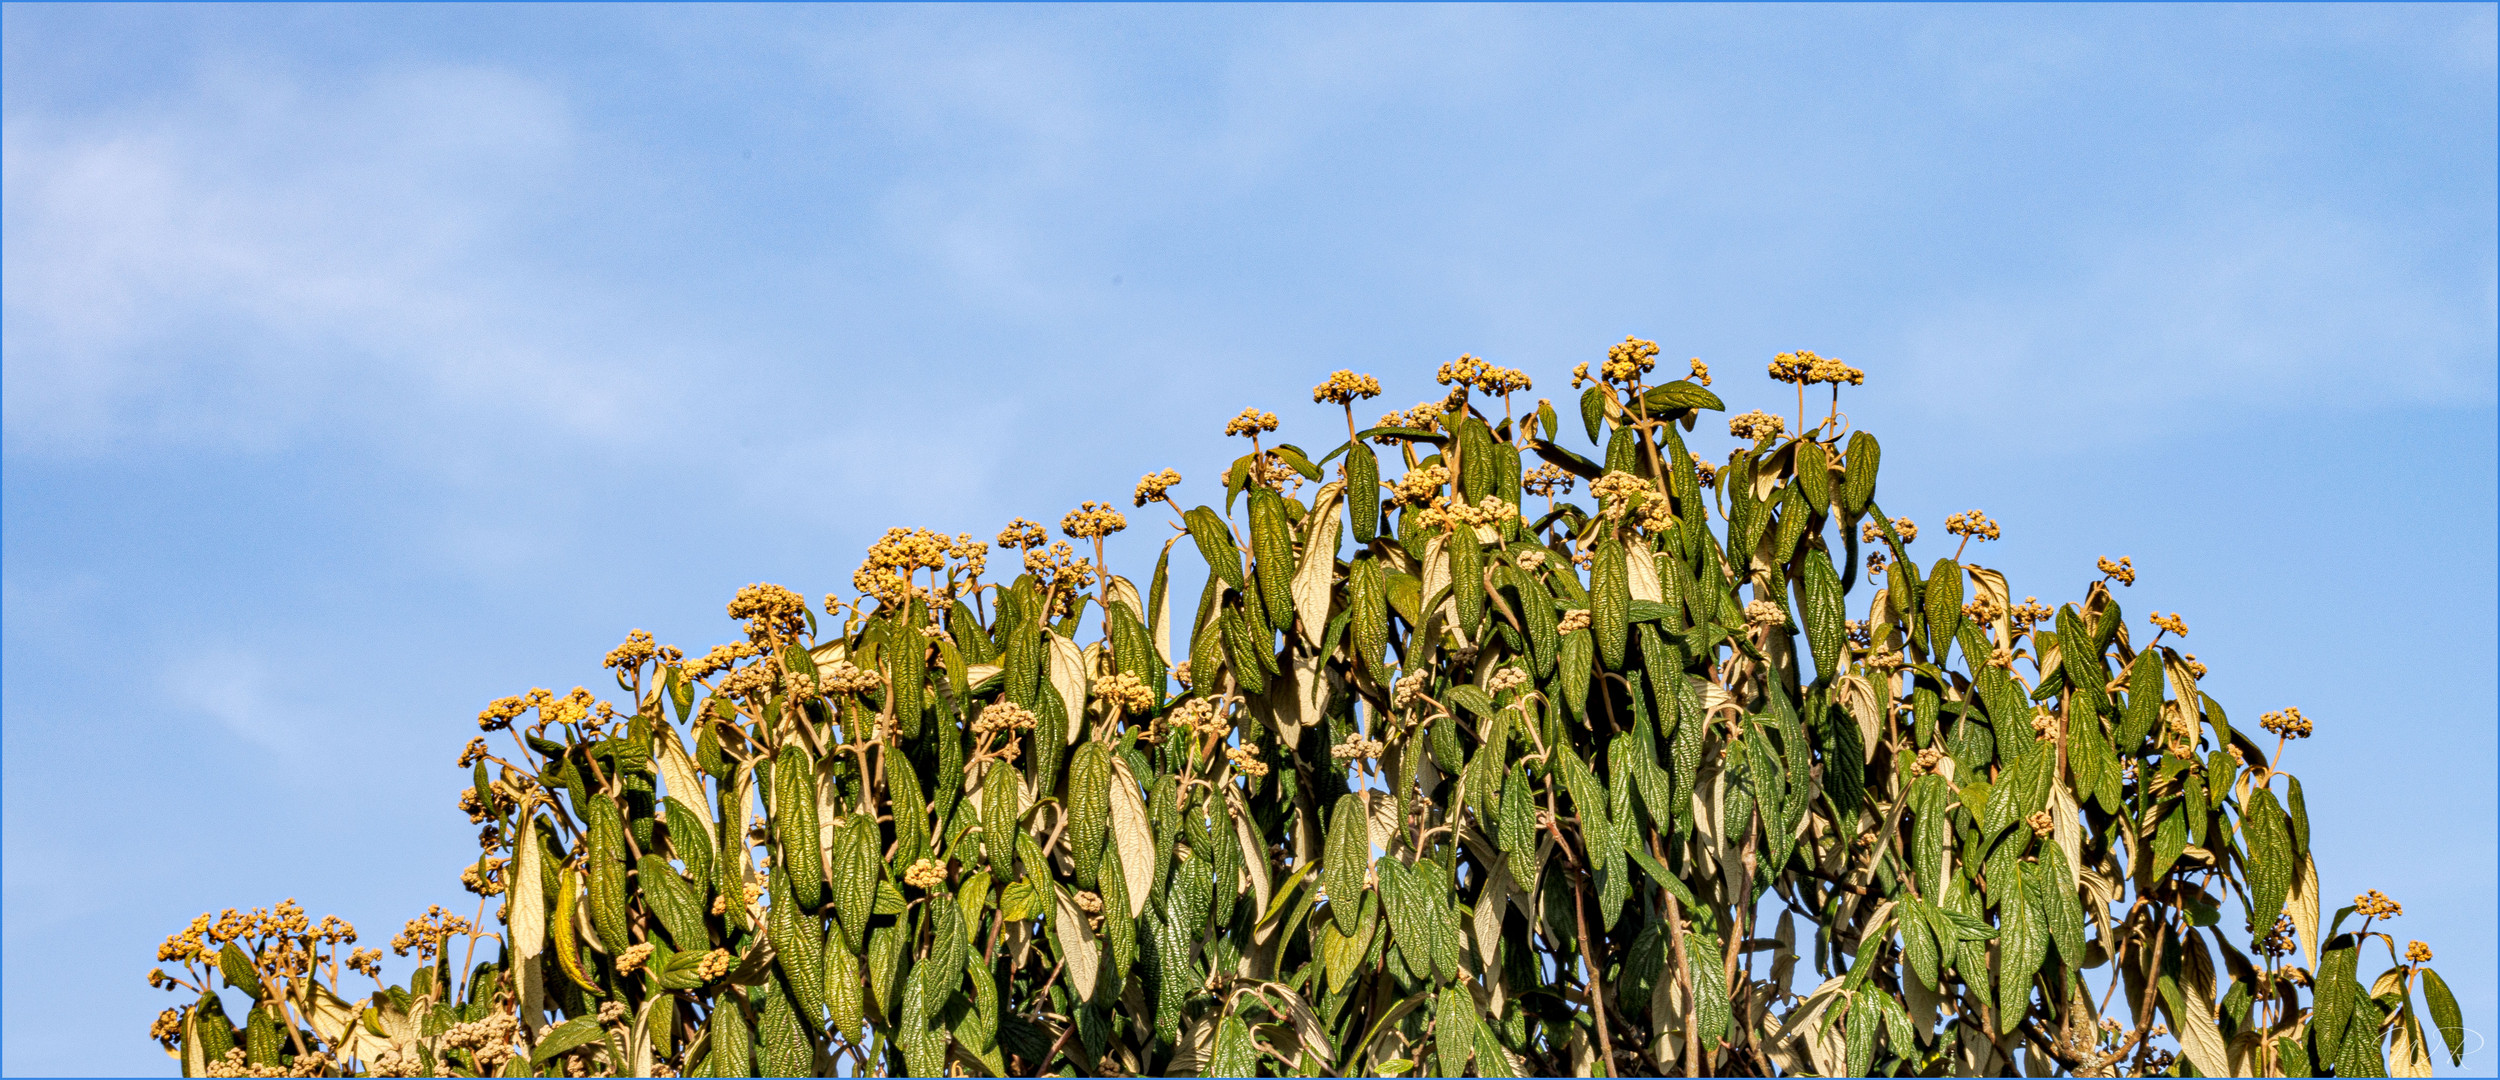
[1061,501,1128,540]
[2261,707,2313,739]
[1945,510,2000,542]
[1438,354,1532,395]
[1133,469,1183,507]
[1766,350,1863,386]
[1312,370,1383,405]
[1225,408,1280,437]
[1728,410,1786,442]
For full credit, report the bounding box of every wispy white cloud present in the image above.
[1,62,645,455]
[1896,209,2497,425]
[161,643,312,752]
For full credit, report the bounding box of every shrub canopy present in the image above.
[148,340,2454,1078]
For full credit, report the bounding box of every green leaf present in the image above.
[1208,1013,1258,1078]
[1272,442,1322,482]
[1185,505,1245,590]
[1354,425,1449,445]
[1434,982,1477,1076]
[2242,786,2295,938]
[2422,967,2465,1066]
[531,1016,605,1064]
[2312,935,2361,1066]
[1531,438,1605,481]
[1348,444,1381,543]
[1794,440,1831,515]
[1580,386,1609,444]
[1592,536,1630,670]
[1325,794,1370,936]
[1800,547,1845,681]
[1841,431,1879,516]
[217,942,264,1002]
[1637,380,1725,414]
[1845,997,1878,1078]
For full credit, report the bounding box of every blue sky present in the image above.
[3,4,2493,1075]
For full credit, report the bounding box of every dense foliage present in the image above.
[148,340,2457,1077]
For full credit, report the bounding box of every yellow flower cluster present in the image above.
[2354,890,2403,919]
[1164,696,1228,741]
[1414,493,1520,533]
[1225,408,1281,438]
[1133,469,1183,508]
[715,664,777,701]
[1766,350,1864,386]
[1389,465,1450,507]
[485,687,601,732]
[615,941,655,976]
[2026,810,2055,838]
[903,858,948,890]
[157,900,352,969]
[476,690,539,732]
[1845,619,1872,647]
[1515,548,1549,571]
[1603,336,1661,384]
[1945,510,2000,542]
[1522,462,1576,498]
[949,532,988,578]
[1376,400,1445,432]
[820,660,884,696]
[1962,597,2004,625]
[727,582,810,640]
[973,701,1039,737]
[685,641,762,680]
[1690,453,1718,488]
[1225,744,1270,777]
[1686,358,1712,386]
[2407,941,2433,964]
[1312,370,1383,405]
[855,530,954,607]
[459,856,508,896]
[2097,556,2137,585]
[1023,540,1098,591]
[1914,747,1947,774]
[1589,471,1648,518]
[1557,609,1593,634]
[390,905,473,961]
[1728,410,1786,442]
[1061,501,1129,540]
[441,1010,522,1073]
[603,629,661,671]
[1392,672,1431,709]
[1093,672,1155,717]
[1989,647,2016,670]
[2182,653,2208,678]
[1743,599,1789,630]
[1487,666,1530,694]
[1437,354,1532,395]
[1588,471,1670,530]
[2010,597,2052,630]
[203,1047,303,1078]
[2261,707,2313,739]
[1253,451,1304,494]
[2150,611,2189,638]
[1331,735,1386,761]
[996,518,1048,551]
